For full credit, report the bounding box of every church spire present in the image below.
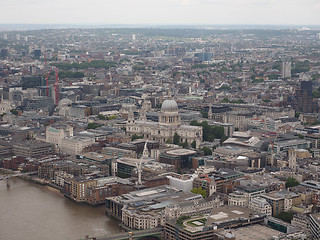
[168,88,172,98]
[139,107,146,121]
[139,101,147,121]
[142,141,149,158]
[127,107,135,124]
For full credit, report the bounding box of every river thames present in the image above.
[0,176,121,240]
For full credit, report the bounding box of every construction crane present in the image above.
[43,52,60,102]
[54,67,59,106]
[43,65,59,105]
[135,141,149,185]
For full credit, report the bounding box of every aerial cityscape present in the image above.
[1,1,320,240]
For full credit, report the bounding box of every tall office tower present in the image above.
[34,49,41,59]
[0,49,8,58]
[16,34,20,41]
[281,61,292,79]
[3,34,7,40]
[293,81,317,113]
[301,80,313,96]
[288,149,297,172]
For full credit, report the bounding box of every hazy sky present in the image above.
[1,0,320,25]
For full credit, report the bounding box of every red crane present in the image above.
[43,53,59,103]
[54,67,59,106]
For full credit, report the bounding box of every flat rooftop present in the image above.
[275,139,308,146]
[262,190,298,200]
[83,152,110,162]
[224,224,281,240]
[117,157,150,167]
[207,206,260,225]
[166,148,197,156]
[112,185,202,205]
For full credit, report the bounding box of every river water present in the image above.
[0,176,121,240]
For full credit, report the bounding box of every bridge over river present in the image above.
[82,227,162,240]
[0,170,37,187]
[0,171,37,180]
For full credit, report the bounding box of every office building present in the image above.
[281,61,292,79]
[293,81,318,113]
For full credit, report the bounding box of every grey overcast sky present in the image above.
[1,0,320,25]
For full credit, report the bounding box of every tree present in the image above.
[97,114,106,120]
[285,177,299,188]
[272,63,281,71]
[54,60,117,70]
[176,216,191,225]
[133,65,146,71]
[58,71,84,79]
[180,140,188,148]
[131,134,143,141]
[229,99,245,104]
[191,140,197,148]
[87,123,101,129]
[107,115,117,120]
[10,109,18,115]
[221,97,229,103]
[202,147,212,156]
[201,111,208,118]
[166,139,172,144]
[275,212,294,223]
[190,120,226,142]
[219,85,231,91]
[252,78,264,83]
[190,120,198,126]
[191,187,207,198]
[173,133,180,145]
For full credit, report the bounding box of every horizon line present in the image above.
[1,23,320,31]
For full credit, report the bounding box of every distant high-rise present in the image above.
[194,52,212,62]
[281,61,291,79]
[3,34,7,40]
[0,49,8,58]
[293,81,317,113]
[34,49,41,59]
[301,80,313,96]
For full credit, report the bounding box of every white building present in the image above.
[228,191,247,207]
[46,125,73,145]
[54,171,74,187]
[0,99,14,114]
[166,173,196,192]
[248,197,272,216]
[59,136,95,155]
[121,197,222,230]
[281,61,292,79]
[46,125,94,155]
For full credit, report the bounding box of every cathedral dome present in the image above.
[161,99,178,113]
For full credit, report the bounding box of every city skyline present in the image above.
[2,0,320,26]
